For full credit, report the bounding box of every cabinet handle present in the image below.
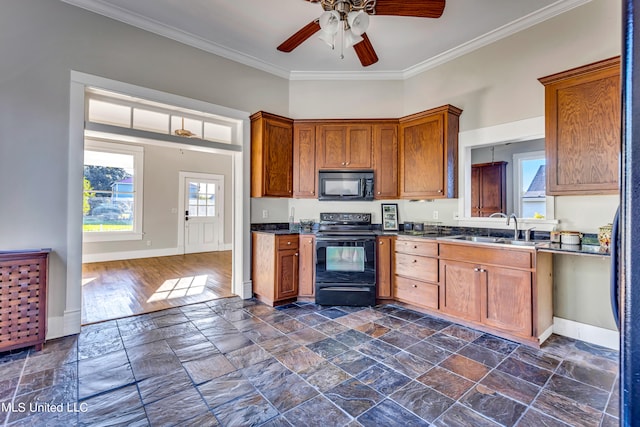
[287,241,292,245]
[377,191,381,195]
[438,189,443,193]
[379,241,384,245]
[346,162,350,165]
[308,239,313,243]
[474,267,480,272]
[413,245,418,249]
[311,191,314,194]
[412,284,418,288]
[295,253,299,256]
[412,259,417,263]
[341,162,346,166]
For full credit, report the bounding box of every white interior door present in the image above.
[183,175,224,253]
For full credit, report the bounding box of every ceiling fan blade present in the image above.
[374,0,446,18]
[277,21,321,52]
[353,33,378,67]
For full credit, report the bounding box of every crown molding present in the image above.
[401,0,593,79]
[62,0,592,82]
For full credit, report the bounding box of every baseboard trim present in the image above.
[553,317,619,350]
[83,247,182,263]
[242,280,252,300]
[46,308,82,341]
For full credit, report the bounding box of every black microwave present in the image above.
[318,170,374,201]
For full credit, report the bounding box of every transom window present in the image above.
[86,87,235,144]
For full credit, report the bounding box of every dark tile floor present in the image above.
[0,297,619,427]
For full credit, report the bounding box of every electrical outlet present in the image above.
[432,210,439,220]
[262,210,269,219]
[146,240,152,247]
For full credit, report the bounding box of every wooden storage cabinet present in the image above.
[316,124,373,169]
[293,123,317,198]
[376,236,393,300]
[539,57,620,195]
[438,242,551,346]
[252,233,299,306]
[298,234,316,298]
[471,161,507,217]
[373,123,399,199]
[250,112,294,197]
[399,105,462,199]
[0,250,49,352]
[393,237,439,309]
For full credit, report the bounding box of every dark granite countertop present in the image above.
[536,242,610,257]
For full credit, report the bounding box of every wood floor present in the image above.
[81,251,234,324]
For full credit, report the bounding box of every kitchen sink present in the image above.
[439,235,544,247]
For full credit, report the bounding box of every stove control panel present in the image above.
[320,212,371,224]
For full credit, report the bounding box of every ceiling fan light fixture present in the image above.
[347,10,369,36]
[318,30,336,48]
[319,10,340,33]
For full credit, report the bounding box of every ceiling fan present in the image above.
[277,0,446,67]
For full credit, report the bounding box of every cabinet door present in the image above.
[250,112,293,198]
[376,236,393,299]
[483,266,532,337]
[276,248,299,301]
[317,125,347,168]
[298,235,315,297]
[373,124,398,198]
[400,113,445,198]
[540,57,620,195]
[471,162,507,217]
[471,166,481,217]
[346,125,373,168]
[440,259,481,322]
[293,123,317,198]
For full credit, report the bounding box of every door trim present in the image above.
[178,171,225,254]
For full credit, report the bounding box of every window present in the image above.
[188,181,216,217]
[83,140,144,242]
[514,151,546,218]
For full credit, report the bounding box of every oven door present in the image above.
[315,236,376,285]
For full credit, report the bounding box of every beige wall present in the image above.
[83,144,234,255]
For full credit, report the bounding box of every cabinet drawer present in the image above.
[277,235,299,250]
[439,243,532,269]
[395,239,437,257]
[394,276,439,309]
[395,253,438,282]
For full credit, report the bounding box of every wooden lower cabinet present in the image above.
[298,234,315,298]
[376,236,393,300]
[440,259,482,322]
[483,265,532,336]
[438,242,552,346]
[252,232,299,306]
[0,250,49,352]
[393,236,439,310]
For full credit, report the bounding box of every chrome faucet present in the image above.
[525,227,536,242]
[489,212,507,218]
[506,214,518,240]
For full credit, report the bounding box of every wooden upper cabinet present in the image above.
[250,111,293,198]
[539,57,620,195]
[399,105,462,199]
[317,124,372,169]
[373,123,399,199]
[471,162,507,217]
[293,122,317,198]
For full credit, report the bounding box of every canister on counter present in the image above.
[550,230,561,243]
[560,231,582,245]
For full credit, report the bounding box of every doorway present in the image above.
[179,172,225,254]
